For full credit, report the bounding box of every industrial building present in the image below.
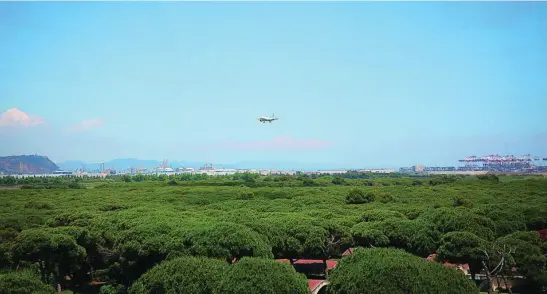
[195,163,237,176]
[176,167,195,174]
[400,154,547,174]
[358,168,396,173]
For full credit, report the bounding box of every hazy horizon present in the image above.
[1,2,546,167]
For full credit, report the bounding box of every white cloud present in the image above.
[0,108,44,127]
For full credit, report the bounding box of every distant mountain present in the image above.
[55,160,88,171]
[105,158,163,170]
[0,155,59,174]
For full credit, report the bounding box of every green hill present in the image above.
[0,155,59,174]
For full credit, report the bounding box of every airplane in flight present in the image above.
[258,114,279,123]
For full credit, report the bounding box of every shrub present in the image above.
[345,189,375,204]
[68,182,86,189]
[237,190,255,200]
[23,201,53,210]
[364,180,374,186]
[302,178,315,187]
[429,175,458,186]
[452,195,472,207]
[477,174,500,183]
[360,209,406,222]
[99,204,127,212]
[332,177,345,185]
[46,212,93,227]
[377,192,394,203]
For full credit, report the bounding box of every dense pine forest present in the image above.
[1,173,546,294]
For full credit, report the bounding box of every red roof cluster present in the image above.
[275,250,358,292]
[426,253,470,271]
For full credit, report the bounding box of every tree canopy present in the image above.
[327,248,479,294]
[0,270,55,294]
[215,257,311,294]
[1,173,546,293]
[129,256,228,294]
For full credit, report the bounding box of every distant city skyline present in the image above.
[48,153,547,171]
[1,153,546,175]
[1,2,546,167]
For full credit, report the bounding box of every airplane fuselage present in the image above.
[259,117,276,123]
[258,115,278,123]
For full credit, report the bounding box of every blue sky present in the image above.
[1,2,546,168]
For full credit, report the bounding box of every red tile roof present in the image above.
[342,248,355,256]
[308,279,324,291]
